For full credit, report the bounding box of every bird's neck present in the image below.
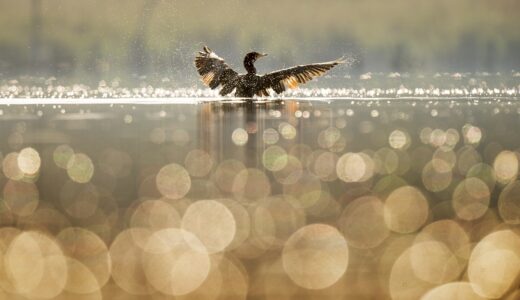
[244,59,257,74]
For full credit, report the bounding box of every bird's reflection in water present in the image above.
[199,99,286,168]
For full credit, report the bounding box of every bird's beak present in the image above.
[260,53,268,57]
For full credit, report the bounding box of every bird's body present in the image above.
[235,73,261,97]
[195,46,344,98]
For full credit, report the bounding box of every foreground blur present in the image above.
[0,99,520,299]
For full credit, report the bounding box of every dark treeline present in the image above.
[0,0,519,84]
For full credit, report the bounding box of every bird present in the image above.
[195,46,345,98]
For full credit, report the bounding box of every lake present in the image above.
[0,93,520,298]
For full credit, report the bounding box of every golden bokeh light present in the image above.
[232,168,271,201]
[303,189,340,219]
[213,159,246,193]
[278,122,297,140]
[3,179,39,217]
[231,128,249,146]
[174,256,223,300]
[262,145,288,172]
[384,186,429,233]
[171,128,191,147]
[263,128,280,145]
[273,155,303,185]
[2,152,24,180]
[185,149,214,178]
[0,227,22,294]
[62,258,101,297]
[409,241,462,284]
[251,196,306,250]
[374,148,399,175]
[182,200,237,253]
[389,247,436,300]
[312,151,339,181]
[130,199,182,230]
[330,134,347,152]
[18,207,70,236]
[498,180,520,224]
[17,147,41,175]
[429,129,447,147]
[419,127,433,145]
[216,256,249,299]
[318,127,341,149]
[432,148,456,172]
[373,175,408,199]
[57,227,111,294]
[5,231,67,298]
[282,224,349,290]
[338,196,389,249]
[109,228,154,295]
[60,181,99,219]
[251,258,298,299]
[1,99,520,299]
[389,129,410,150]
[493,150,519,183]
[156,163,192,199]
[289,143,312,163]
[422,282,487,300]
[468,230,520,299]
[415,220,470,260]
[462,124,482,145]
[217,198,251,250]
[336,152,374,183]
[506,290,520,300]
[452,177,490,221]
[467,163,497,191]
[66,153,95,183]
[188,178,222,200]
[53,145,75,169]
[142,228,211,296]
[456,145,482,175]
[283,172,322,210]
[377,236,416,296]
[444,128,460,149]
[422,160,453,192]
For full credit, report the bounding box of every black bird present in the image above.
[195,46,345,97]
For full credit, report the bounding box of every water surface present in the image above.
[0,98,519,299]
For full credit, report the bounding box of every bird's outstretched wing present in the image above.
[195,46,238,93]
[258,60,344,95]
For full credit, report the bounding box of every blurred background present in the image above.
[2,2,520,299]
[0,0,520,85]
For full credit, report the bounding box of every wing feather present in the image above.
[259,59,344,94]
[195,46,238,91]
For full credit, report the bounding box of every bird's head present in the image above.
[245,51,268,63]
